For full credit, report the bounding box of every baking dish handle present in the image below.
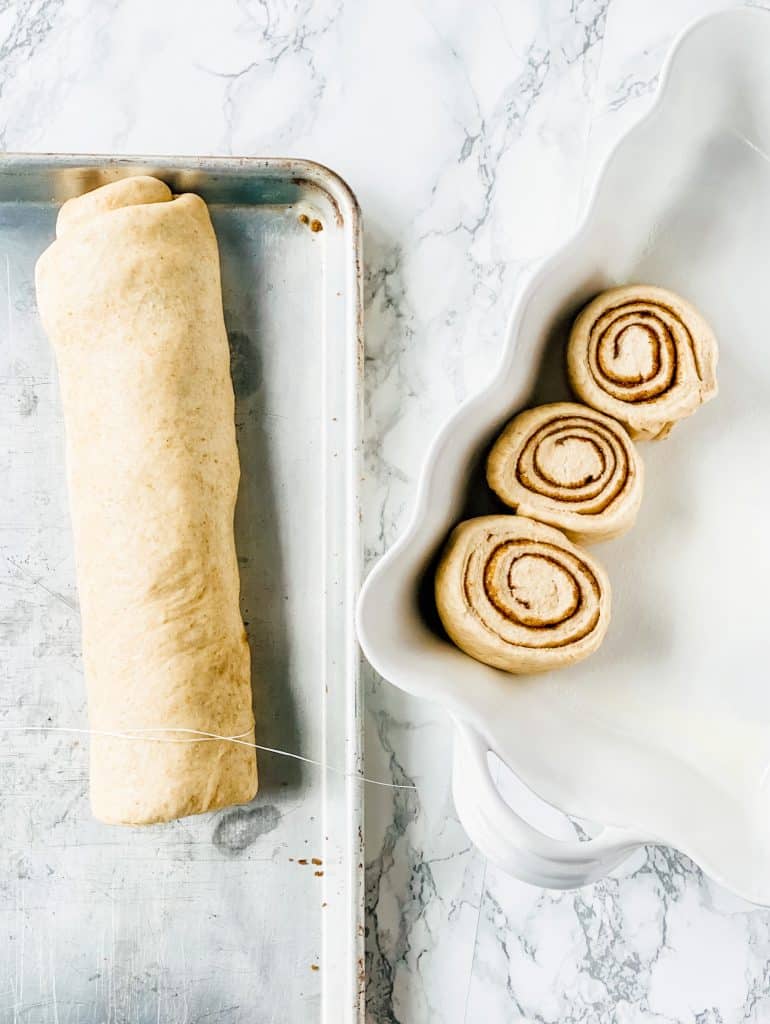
[451,717,644,888]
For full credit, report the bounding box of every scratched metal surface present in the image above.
[0,157,363,1024]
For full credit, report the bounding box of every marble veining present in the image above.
[0,0,769,1021]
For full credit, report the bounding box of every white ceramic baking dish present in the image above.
[357,7,770,902]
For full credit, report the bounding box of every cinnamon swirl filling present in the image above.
[487,403,643,542]
[435,515,611,673]
[567,285,718,439]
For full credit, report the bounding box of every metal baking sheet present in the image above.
[0,155,363,1023]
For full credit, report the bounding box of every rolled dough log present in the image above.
[35,176,258,825]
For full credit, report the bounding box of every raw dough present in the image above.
[567,284,718,440]
[487,402,643,542]
[435,515,611,674]
[35,176,258,825]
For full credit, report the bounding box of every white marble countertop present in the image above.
[5,0,770,1021]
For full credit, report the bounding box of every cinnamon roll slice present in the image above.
[567,285,718,440]
[435,515,611,674]
[487,403,643,542]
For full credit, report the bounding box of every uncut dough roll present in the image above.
[35,176,257,825]
[435,515,610,674]
[567,284,718,440]
[487,402,643,542]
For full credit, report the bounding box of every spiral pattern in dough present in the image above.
[567,284,718,440]
[435,515,611,674]
[487,403,643,542]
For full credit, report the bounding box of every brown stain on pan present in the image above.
[292,176,343,226]
[296,210,324,232]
